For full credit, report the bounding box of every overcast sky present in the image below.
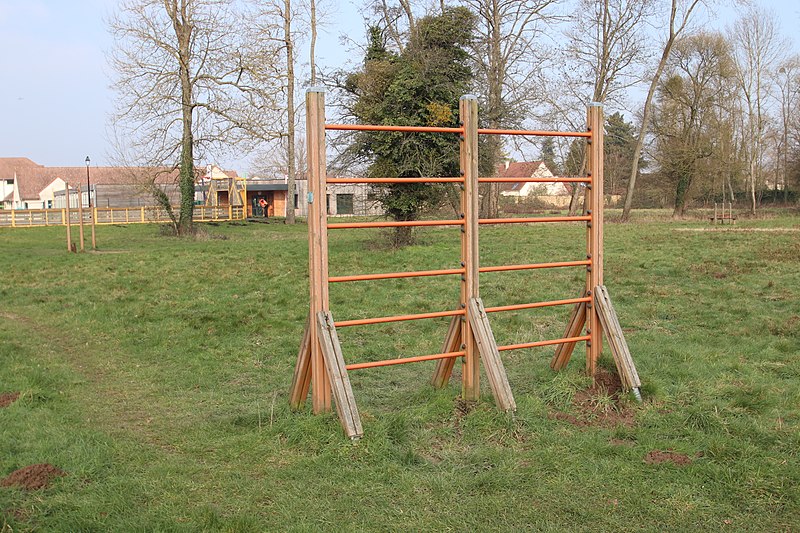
[1,0,798,172]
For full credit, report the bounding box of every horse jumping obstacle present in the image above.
[290,89,637,438]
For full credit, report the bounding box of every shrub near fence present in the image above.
[0,206,245,228]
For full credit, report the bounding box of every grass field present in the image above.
[1,211,799,531]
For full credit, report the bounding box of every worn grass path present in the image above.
[1,213,799,531]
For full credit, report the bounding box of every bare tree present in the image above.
[109,0,284,234]
[732,7,787,214]
[775,55,800,203]
[560,0,653,215]
[620,0,706,221]
[463,0,561,218]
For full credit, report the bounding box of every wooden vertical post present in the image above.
[586,103,604,376]
[307,88,332,413]
[90,205,96,250]
[10,209,15,228]
[460,95,480,401]
[77,185,85,252]
[65,184,73,252]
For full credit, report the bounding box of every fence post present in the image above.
[586,103,604,376]
[141,206,145,223]
[228,204,232,220]
[11,209,15,228]
[307,88,332,413]
[77,186,85,251]
[65,183,72,251]
[460,95,481,401]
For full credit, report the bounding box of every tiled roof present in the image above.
[494,161,547,192]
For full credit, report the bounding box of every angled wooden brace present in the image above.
[315,311,363,439]
[550,291,588,371]
[431,315,462,388]
[289,313,312,410]
[468,298,516,412]
[593,286,642,402]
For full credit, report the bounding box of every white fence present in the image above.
[0,205,245,228]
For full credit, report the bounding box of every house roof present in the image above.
[494,161,548,192]
[3,158,191,201]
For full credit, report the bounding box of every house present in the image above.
[496,161,574,207]
[293,178,385,217]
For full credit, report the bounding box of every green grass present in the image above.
[1,213,799,531]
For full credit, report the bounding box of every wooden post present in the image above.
[141,206,145,223]
[460,95,480,401]
[307,88,332,413]
[77,185,85,252]
[586,103,604,376]
[65,183,73,252]
[10,209,15,228]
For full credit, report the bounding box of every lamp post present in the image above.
[85,156,96,249]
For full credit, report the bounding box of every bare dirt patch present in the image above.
[1,464,67,491]
[550,368,636,428]
[0,392,20,408]
[643,450,695,466]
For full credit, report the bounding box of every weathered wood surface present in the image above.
[594,285,641,398]
[551,294,587,371]
[468,298,515,412]
[432,315,462,388]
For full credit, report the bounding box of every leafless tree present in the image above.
[731,7,787,214]
[462,0,561,218]
[559,0,653,215]
[109,0,284,234]
[775,55,800,203]
[621,0,706,222]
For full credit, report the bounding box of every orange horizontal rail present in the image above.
[477,177,591,183]
[346,350,464,371]
[327,177,464,184]
[484,297,592,314]
[497,335,591,352]
[478,128,591,138]
[335,309,466,327]
[479,216,591,225]
[480,260,590,273]
[326,124,464,134]
[329,219,465,229]
[329,268,464,283]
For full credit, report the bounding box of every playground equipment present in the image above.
[205,173,246,209]
[290,89,639,438]
[711,202,736,224]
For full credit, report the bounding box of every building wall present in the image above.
[293,180,383,217]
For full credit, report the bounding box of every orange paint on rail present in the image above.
[327,177,465,184]
[479,216,591,225]
[329,219,465,229]
[479,260,591,273]
[346,351,464,370]
[335,309,466,328]
[477,177,591,183]
[329,268,464,283]
[484,297,592,314]
[478,128,591,138]
[325,124,464,134]
[497,335,591,352]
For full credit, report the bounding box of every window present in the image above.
[47,200,52,209]
[336,194,354,215]
[294,193,299,209]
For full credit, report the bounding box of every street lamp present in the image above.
[85,156,91,208]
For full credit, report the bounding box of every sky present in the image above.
[1,0,799,171]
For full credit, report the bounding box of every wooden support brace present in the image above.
[431,315,462,388]
[593,285,642,401]
[315,311,363,439]
[468,298,516,412]
[550,292,588,371]
[289,313,313,410]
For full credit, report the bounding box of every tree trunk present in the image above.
[284,0,296,224]
[175,0,195,235]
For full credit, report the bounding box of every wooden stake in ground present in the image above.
[594,285,641,401]
[586,103,604,376]
[77,185,85,252]
[65,183,73,252]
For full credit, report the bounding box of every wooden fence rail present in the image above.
[0,205,245,228]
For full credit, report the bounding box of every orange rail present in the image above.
[326,124,464,134]
[497,335,591,352]
[478,177,591,183]
[479,215,591,225]
[346,350,464,371]
[329,219,465,229]
[327,177,464,184]
[478,128,591,138]
[335,309,466,328]
[484,296,592,314]
[480,260,590,273]
[329,268,464,283]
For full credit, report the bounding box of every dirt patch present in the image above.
[550,368,636,428]
[0,392,20,408]
[1,464,67,491]
[643,450,694,466]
